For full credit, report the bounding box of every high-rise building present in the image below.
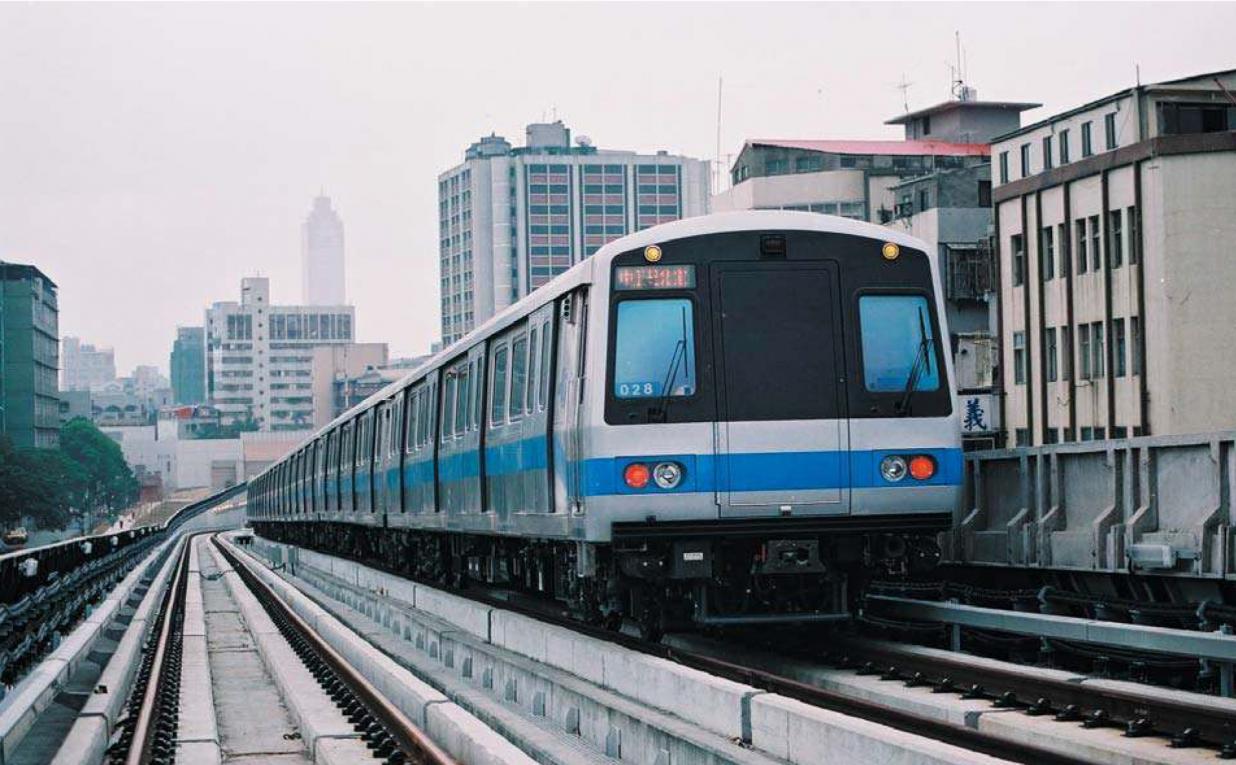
[301,195,346,306]
[1,262,60,448]
[992,68,1236,447]
[170,326,206,405]
[205,276,355,431]
[61,336,116,391]
[437,121,709,345]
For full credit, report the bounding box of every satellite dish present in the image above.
[576,135,593,148]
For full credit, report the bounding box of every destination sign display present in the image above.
[614,264,696,291]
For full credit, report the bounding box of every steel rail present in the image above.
[826,635,1236,751]
[212,536,455,765]
[124,535,192,765]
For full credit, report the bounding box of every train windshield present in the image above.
[858,295,941,392]
[613,298,696,399]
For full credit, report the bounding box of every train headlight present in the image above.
[908,455,936,480]
[624,463,651,490]
[879,455,908,482]
[653,462,683,489]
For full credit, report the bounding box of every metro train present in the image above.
[248,211,962,638]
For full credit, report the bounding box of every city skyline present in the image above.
[2,3,1235,373]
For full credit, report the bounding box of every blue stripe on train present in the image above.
[379,440,961,499]
[579,448,962,496]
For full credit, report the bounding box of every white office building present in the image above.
[437,121,710,345]
[205,276,355,431]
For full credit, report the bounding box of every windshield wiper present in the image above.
[895,306,932,417]
[649,306,690,423]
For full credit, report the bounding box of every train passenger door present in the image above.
[711,262,848,516]
[521,305,555,513]
[552,290,588,514]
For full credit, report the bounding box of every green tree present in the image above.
[59,417,139,523]
[0,437,75,530]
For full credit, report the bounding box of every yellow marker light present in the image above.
[882,242,900,261]
[644,245,663,263]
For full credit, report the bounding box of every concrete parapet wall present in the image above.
[947,432,1236,578]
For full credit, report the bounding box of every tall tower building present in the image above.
[436,122,710,345]
[301,195,346,306]
[169,326,206,405]
[1,262,60,448]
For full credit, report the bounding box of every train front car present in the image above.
[584,211,961,637]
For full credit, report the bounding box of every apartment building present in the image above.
[993,69,1236,446]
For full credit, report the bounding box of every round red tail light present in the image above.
[624,463,651,489]
[908,455,936,480]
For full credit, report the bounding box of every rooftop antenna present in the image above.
[951,30,965,100]
[714,77,723,195]
[895,73,913,113]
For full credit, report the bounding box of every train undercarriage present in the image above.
[251,517,945,640]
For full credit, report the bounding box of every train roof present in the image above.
[257,211,932,474]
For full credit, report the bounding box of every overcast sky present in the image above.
[2,2,1233,375]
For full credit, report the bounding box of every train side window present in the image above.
[457,365,469,437]
[509,335,528,421]
[404,390,415,452]
[471,358,483,430]
[526,328,539,414]
[416,388,429,446]
[442,374,457,442]
[490,345,509,426]
[858,295,941,393]
[539,319,551,409]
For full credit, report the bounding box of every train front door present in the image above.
[710,261,849,517]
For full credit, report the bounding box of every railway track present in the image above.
[263,535,1134,764]
[813,636,1236,754]
[107,533,454,765]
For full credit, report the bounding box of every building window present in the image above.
[922,115,932,135]
[1013,331,1027,385]
[1131,316,1142,375]
[1020,143,1031,177]
[1058,223,1071,273]
[1045,326,1058,382]
[977,180,991,207]
[1158,101,1235,135]
[1042,135,1053,170]
[1040,226,1055,281]
[1081,426,1094,442]
[1091,321,1105,378]
[919,189,930,212]
[1114,318,1127,377]
[1089,215,1102,270]
[999,152,1009,184]
[1061,325,1073,381]
[1079,324,1091,379]
[1105,112,1117,150]
[1076,219,1088,273]
[1110,209,1123,268]
[1059,129,1070,164]
[1011,234,1025,286]
[766,159,789,175]
[1081,121,1093,157]
[1015,428,1031,447]
[1126,205,1138,264]
[1045,428,1060,445]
